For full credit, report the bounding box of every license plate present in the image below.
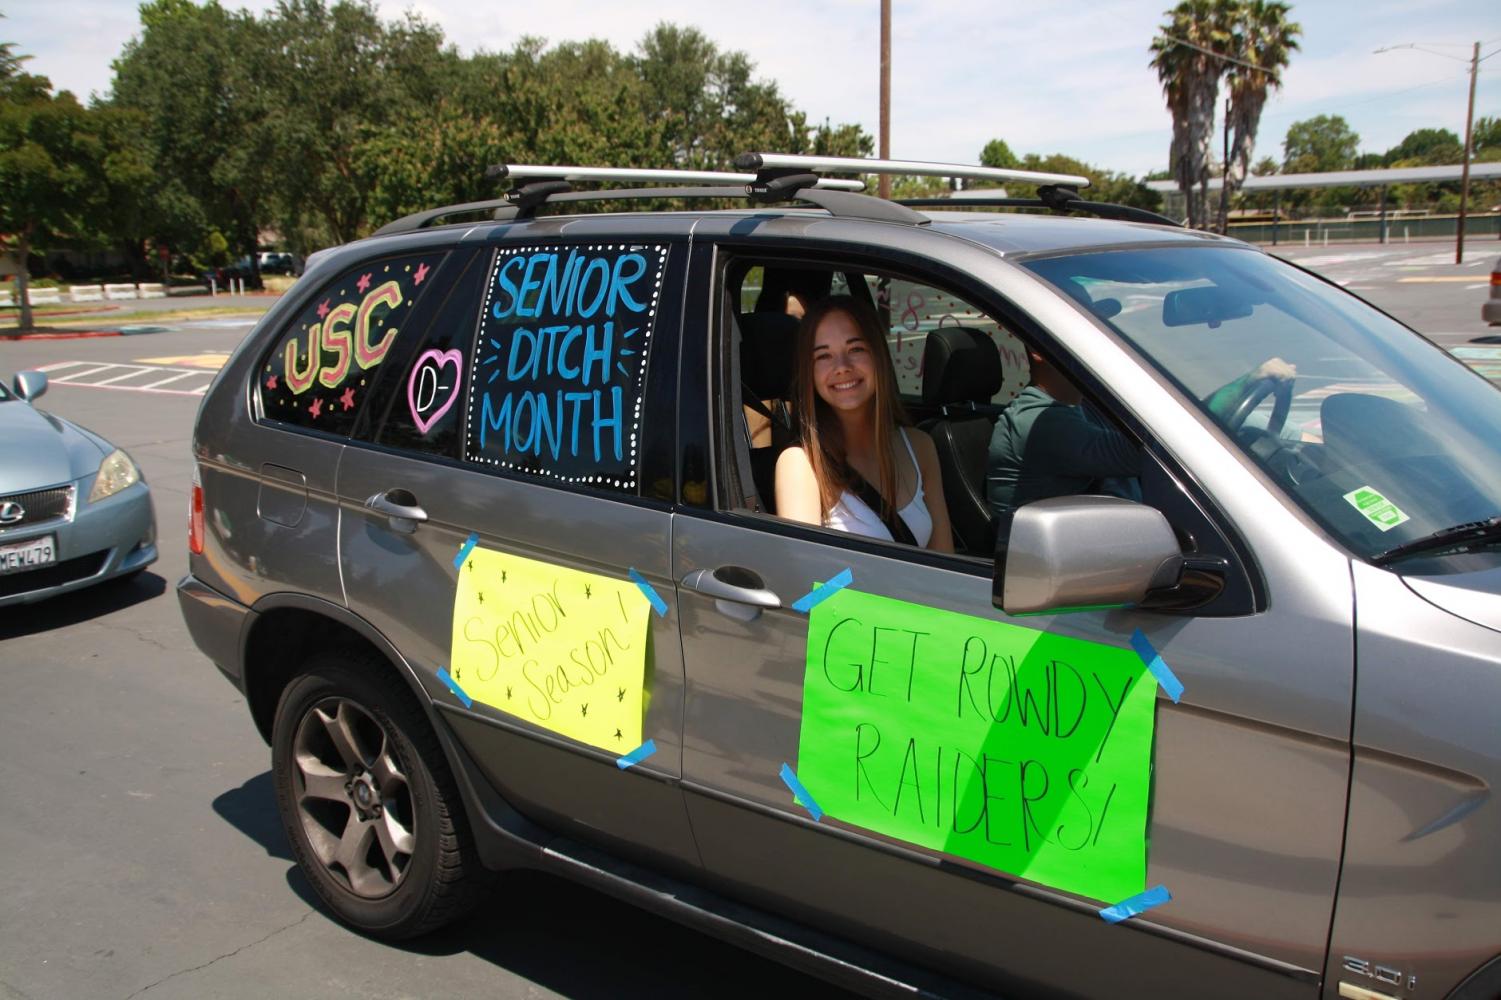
[0,535,56,573]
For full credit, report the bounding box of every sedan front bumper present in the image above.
[0,479,157,607]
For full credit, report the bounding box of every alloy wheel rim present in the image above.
[291,696,416,899]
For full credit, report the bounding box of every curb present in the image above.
[0,330,122,341]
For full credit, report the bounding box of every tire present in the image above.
[270,651,491,938]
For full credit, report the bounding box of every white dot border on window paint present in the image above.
[460,243,667,491]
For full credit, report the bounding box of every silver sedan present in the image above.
[0,371,157,606]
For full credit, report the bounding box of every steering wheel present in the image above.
[1225,375,1293,434]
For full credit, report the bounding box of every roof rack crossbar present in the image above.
[895,194,1180,228]
[488,163,865,191]
[734,152,1092,190]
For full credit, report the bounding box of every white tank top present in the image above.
[824,429,933,547]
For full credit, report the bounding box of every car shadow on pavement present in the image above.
[212,771,294,862]
[0,570,167,639]
[394,870,860,999]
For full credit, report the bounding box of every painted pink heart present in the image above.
[407,348,464,435]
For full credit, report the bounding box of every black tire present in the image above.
[270,651,491,938]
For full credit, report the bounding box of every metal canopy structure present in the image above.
[1147,161,1501,246]
[1146,161,1501,193]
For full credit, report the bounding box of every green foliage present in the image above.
[1474,116,1501,155]
[97,5,872,250]
[1384,127,1462,165]
[0,60,114,326]
[1282,114,1359,172]
[979,139,1018,170]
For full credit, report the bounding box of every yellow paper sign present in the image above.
[450,545,650,752]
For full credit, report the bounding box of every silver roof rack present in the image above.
[733,152,1091,190]
[491,163,866,191]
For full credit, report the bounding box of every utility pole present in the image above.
[878,0,891,200]
[1456,40,1479,264]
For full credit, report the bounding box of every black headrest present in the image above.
[738,311,799,400]
[921,327,1003,406]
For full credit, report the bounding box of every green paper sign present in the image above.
[797,587,1157,903]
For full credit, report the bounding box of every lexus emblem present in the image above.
[0,501,23,525]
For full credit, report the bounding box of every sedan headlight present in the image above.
[88,448,141,503]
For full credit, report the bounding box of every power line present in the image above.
[1152,33,1279,75]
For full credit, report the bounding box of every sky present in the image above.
[4,0,1498,178]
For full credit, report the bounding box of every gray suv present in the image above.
[179,155,1501,1000]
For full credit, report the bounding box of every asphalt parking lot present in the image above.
[1,238,1497,1000]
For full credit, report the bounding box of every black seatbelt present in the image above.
[846,471,918,547]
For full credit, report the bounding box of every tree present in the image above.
[1218,1,1299,232]
[979,139,1019,171]
[1151,0,1235,230]
[110,0,271,267]
[258,0,456,247]
[1474,116,1501,156]
[1384,127,1463,165]
[1283,114,1359,173]
[0,69,105,330]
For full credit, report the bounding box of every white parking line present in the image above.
[135,370,200,390]
[48,365,117,382]
[90,364,162,386]
[36,362,214,396]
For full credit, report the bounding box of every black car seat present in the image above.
[738,311,800,512]
[918,327,1005,554]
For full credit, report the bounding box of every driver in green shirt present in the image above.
[987,348,1295,512]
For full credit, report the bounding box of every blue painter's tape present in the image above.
[628,567,669,617]
[454,532,479,569]
[436,667,473,709]
[779,763,823,822]
[1099,884,1172,924]
[790,568,854,614]
[616,739,658,770]
[1130,628,1184,704]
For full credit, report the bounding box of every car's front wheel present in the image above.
[270,652,489,938]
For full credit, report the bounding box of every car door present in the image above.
[671,231,1352,999]
[336,238,700,875]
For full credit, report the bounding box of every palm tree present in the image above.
[1151,0,1235,230]
[1219,2,1301,231]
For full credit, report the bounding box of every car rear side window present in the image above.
[257,252,446,436]
[460,242,669,494]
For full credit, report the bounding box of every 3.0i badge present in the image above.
[1343,954,1416,992]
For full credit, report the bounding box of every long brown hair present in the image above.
[791,295,910,522]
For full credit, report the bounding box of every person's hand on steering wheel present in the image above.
[1225,356,1297,433]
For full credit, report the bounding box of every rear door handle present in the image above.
[364,489,427,533]
[681,566,781,622]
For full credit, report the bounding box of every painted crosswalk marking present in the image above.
[35,361,215,396]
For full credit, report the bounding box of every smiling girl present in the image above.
[774,296,954,552]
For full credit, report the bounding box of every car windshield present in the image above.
[0,381,11,402]
[1025,245,1501,573]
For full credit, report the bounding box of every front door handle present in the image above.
[364,489,427,534]
[681,566,781,622]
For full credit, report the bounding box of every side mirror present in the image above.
[993,496,1184,615]
[13,370,47,401]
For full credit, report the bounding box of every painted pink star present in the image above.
[356,272,372,294]
[340,386,355,410]
[413,262,430,286]
[308,397,323,420]
[316,298,331,319]
[265,374,277,390]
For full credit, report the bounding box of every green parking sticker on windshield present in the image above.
[1343,485,1410,532]
[797,587,1156,903]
